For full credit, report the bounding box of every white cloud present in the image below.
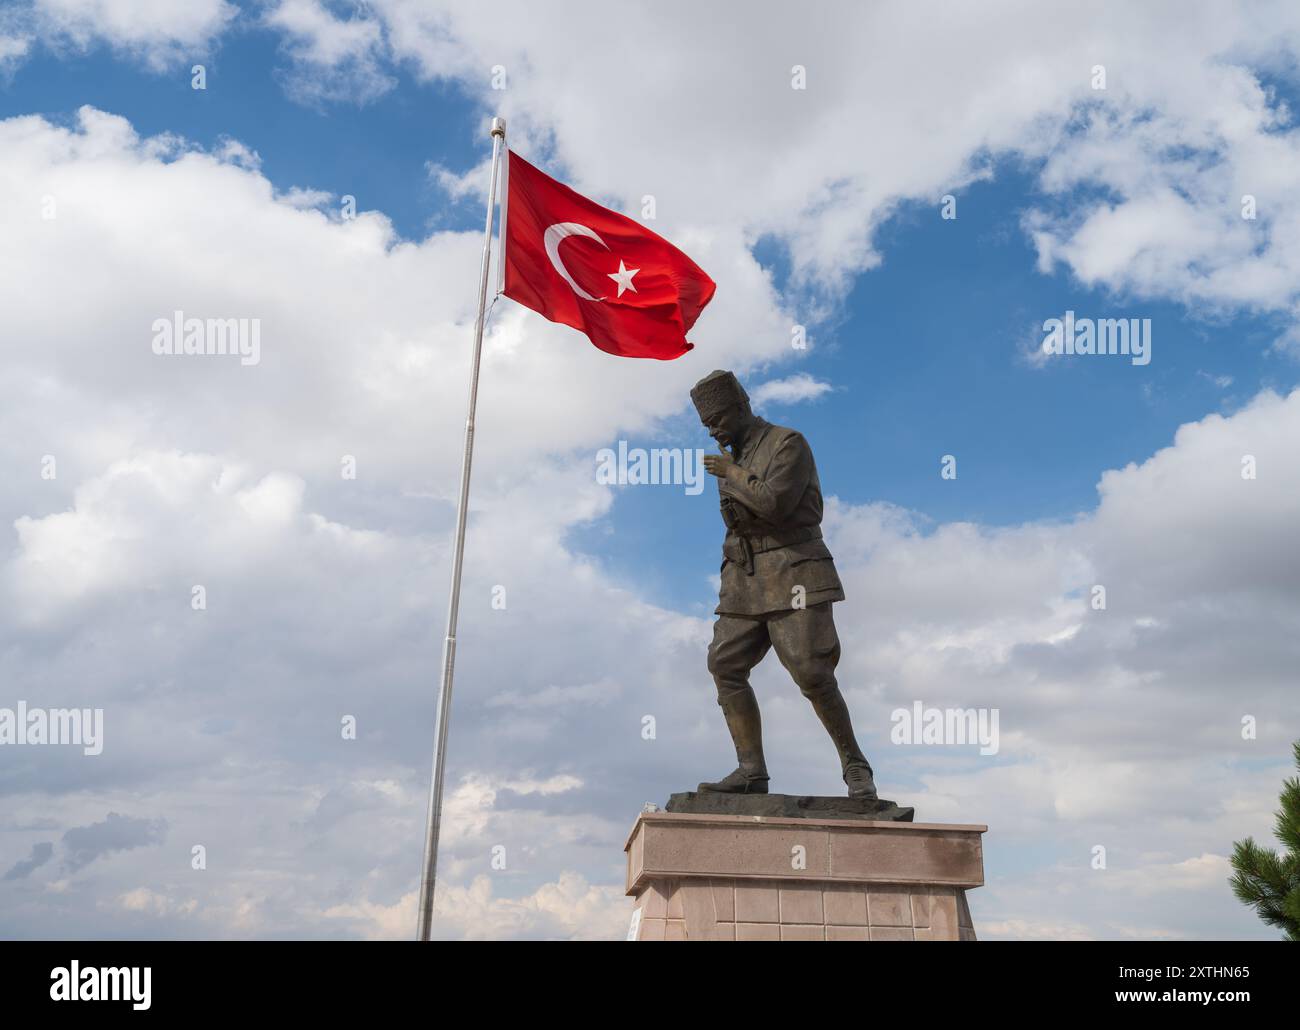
[276,185,333,209]
[0,108,747,939]
[749,372,833,408]
[0,33,32,69]
[11,1,1300,333]
[30,0,237,70]
[13,1,1300,334]
[265,0,380,67]
[264,0,393,104]
[334,0,1300,331]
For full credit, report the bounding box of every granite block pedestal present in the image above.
[624,796,985,941]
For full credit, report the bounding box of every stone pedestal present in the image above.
[624,809,985,941]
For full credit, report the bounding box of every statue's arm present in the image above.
[720,432,812,523]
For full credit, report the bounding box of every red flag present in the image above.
[501,151,715,360]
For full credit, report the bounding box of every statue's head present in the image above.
[691,369,752,450]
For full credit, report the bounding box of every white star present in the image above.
[607,259,640,298]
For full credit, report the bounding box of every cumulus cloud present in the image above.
[0,107,742,938]
[11,1,1300,329]
[331,0,1300,329]
[2,102,1296,939]
[24,0,237,70]
[3,2,1300,940]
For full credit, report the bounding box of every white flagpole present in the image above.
[417,115,506,941]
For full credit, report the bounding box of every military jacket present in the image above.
[715,417,845,616]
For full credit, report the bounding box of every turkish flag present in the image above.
[502,151,716,360]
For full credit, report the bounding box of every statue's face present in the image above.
[702,403,749,450]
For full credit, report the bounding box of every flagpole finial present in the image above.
[490,116,506,138]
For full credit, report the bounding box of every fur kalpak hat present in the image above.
[690,369,749,420]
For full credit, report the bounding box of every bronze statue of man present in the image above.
[692,369,877,799]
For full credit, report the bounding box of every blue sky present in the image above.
[2,1,1298,942]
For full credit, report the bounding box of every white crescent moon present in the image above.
[544,222,608,302]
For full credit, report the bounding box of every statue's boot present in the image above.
[698,689,770,794]
[808,689,878,799]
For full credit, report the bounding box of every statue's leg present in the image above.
[700,614,771,793]
[768,602,878,799]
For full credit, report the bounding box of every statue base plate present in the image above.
[666,791,914,822]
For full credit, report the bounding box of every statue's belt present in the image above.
[723,526,822,575]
